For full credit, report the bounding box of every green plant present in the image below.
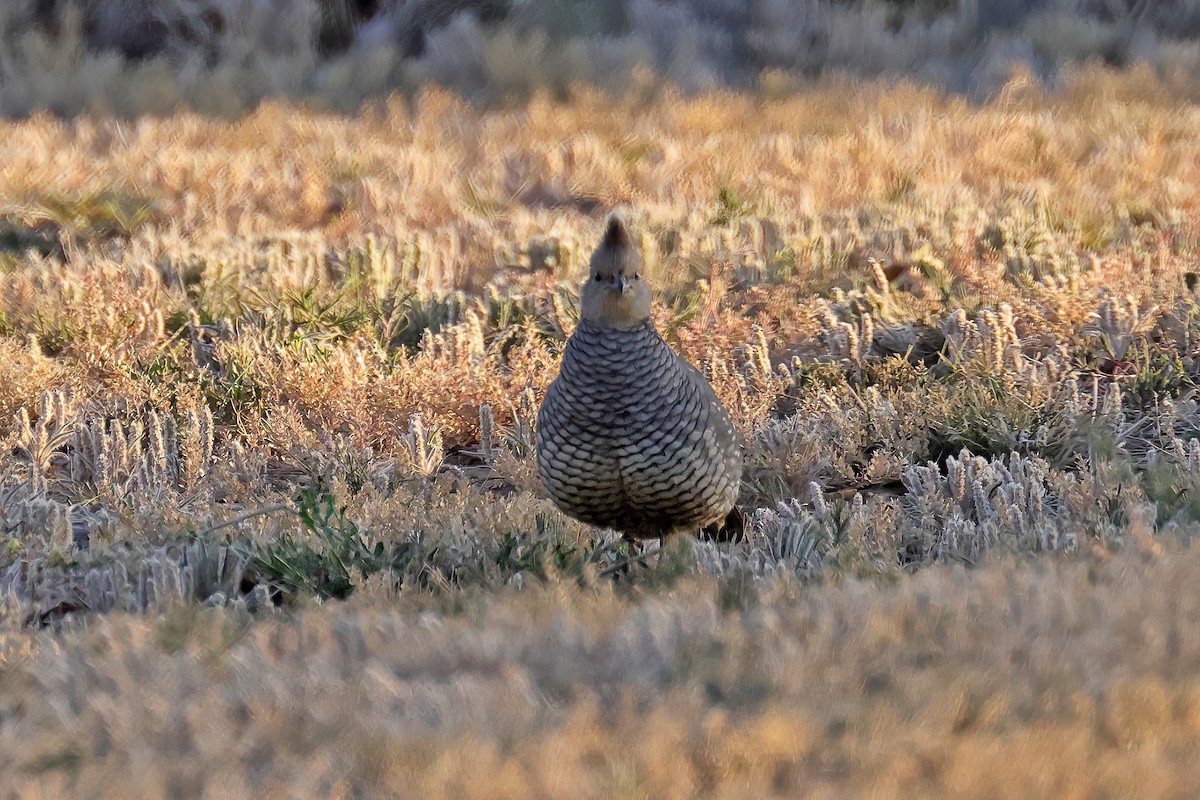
[711,185,754,227]
[239,491,409,601]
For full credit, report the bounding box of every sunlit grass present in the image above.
[1,75,1200,796]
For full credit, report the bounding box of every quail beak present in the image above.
[612,275,628,293]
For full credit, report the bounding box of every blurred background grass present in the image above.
[3,0,1200,117]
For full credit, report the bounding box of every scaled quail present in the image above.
[536,215,742,540]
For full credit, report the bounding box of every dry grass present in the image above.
[2,71,1200,795]
[5,545,1200,798]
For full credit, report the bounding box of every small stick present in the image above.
[598,545,658,578]
[197,503,295,537]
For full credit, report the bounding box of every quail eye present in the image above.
[594,274,602,281]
